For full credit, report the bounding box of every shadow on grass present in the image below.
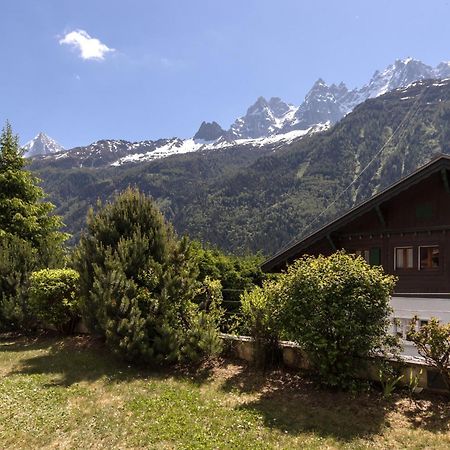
[222,363,450,442]
[401,395,450,433]
[1,334,214,388]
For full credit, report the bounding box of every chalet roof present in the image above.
[262,154,450,272]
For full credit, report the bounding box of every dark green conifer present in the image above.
[0,122,67,329]
[75,188,221,364]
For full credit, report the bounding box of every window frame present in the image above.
[418,245,440,271]
[394,246,414,271]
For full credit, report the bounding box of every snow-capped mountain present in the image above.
[33,125,327,169]
[226,57,450,138]
[229,97,297,139]
[358,58,437,100]
[30,57,450,167]
[23,132,65,157]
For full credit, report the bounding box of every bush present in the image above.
[190,242,267,327]
[239,282,281,367]
[408,317,450,390]
[74,188,223,364]
[277,251,397,388]
[29,268,80,334]
[183,277,224,362]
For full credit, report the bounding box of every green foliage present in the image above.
[74,187,174,333]
[190,242,266,328]
[0,123,67,264]
[275,251,397,388]
[29,269,80,333]
[407,317,450,389]
[406,367,423,396]
[0,123,68,330]
[183,277,224,362]
[239,283,281,367]
[378,363,404,398]
[74,188,222,364]
[0,234,38,330]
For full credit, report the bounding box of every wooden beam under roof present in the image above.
[326,234,337,251]
[375,205,386,228]
[441,168,450,194]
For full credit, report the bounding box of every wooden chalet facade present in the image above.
[262,155,450,356]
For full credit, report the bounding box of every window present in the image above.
[395,247,414,269]
[392,318,412,340]
[420,319,429,329]
[354,248,381,265]
[355,249,370,263]
[369,247,381,266]
[419,246,439,270]
[416,203,433,219]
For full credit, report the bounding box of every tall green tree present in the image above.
[0,122,67,263]
[0,122,67,329]
[75,188,222,364]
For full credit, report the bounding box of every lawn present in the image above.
[0,335,449,449]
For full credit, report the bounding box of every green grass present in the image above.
[1,335,450,449]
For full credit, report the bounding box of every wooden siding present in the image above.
[297,171,450,293]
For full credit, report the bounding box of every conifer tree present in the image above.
[75,188,221,364]
[0,122,67,329]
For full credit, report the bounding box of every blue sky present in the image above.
[1,0,450,148]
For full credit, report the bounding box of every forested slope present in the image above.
[31,79,450,255]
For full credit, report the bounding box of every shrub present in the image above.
[74,188,221,364]
[239,282,281,368]
[29,268,80,333]
[407,317,450,389]
[183,277,224,362]
[190,242,267,327]
[278,251,398,388]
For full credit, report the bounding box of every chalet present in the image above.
[262,154,450,357]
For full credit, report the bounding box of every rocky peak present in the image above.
[436,61,450,78]
[23,132,65,157]
[268,97,291,117]
[246,96,270,115]
[193,121,226,141]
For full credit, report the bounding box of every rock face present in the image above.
[27,58,450,166]
[220,57,450,138]
[23,132,65,157]
[193,121,227,141]
[229,96,297,139]
[286,79,348,131]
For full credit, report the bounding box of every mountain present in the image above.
[31,78,450,254]
[26,58,450,167]
[229,97,298,139]
[224,57,450,139]
[31,126,323,170]
[193,121,227,141]
[23,132,65,157]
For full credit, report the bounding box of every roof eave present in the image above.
[262,155,450,272]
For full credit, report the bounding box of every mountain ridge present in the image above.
[27,57,450,160]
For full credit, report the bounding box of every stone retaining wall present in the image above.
[221,333,448,394]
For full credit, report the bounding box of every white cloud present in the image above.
[59,29,114,61]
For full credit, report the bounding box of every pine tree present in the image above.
[0,122,68,329]
[0,122,67,262]
[75,188,220,364]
